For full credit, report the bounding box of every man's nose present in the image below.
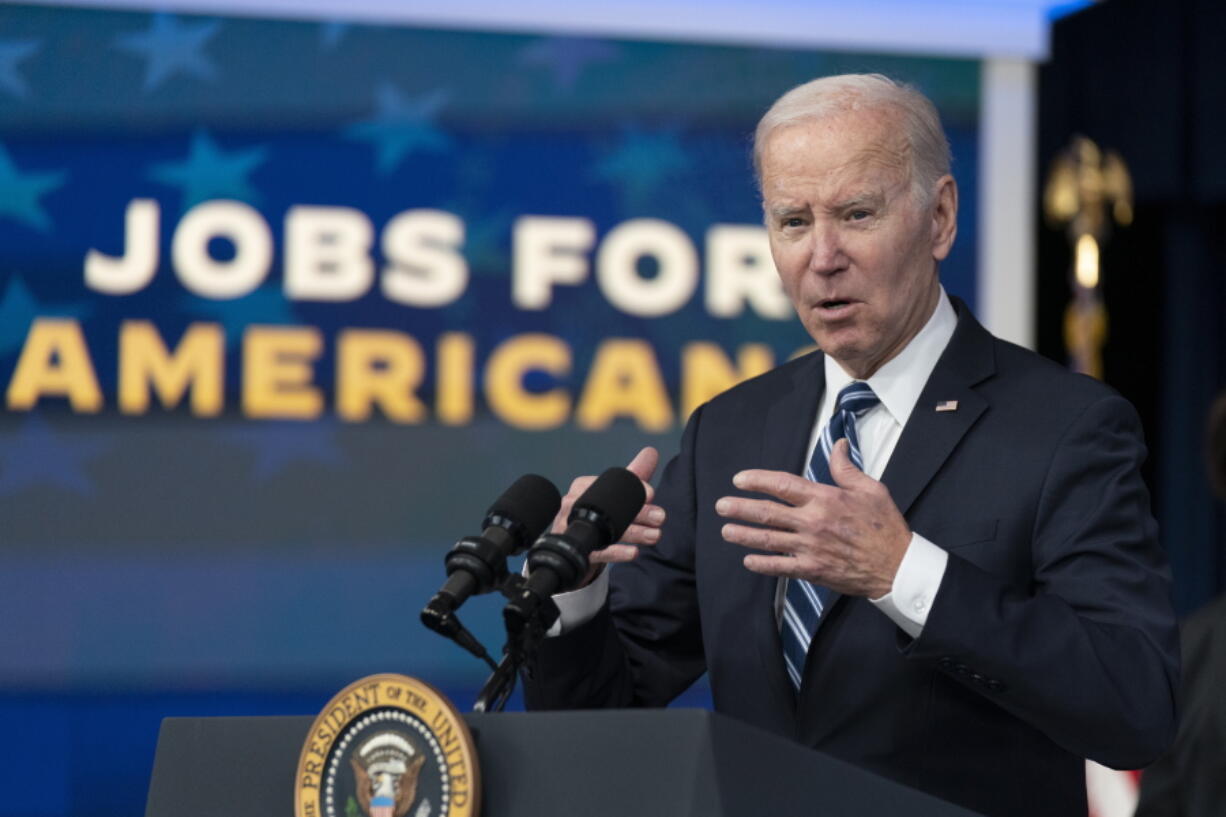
[807,224,846,275]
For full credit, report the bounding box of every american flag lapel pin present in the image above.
[935,400,959,412]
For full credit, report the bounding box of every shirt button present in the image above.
[911,597,927,614]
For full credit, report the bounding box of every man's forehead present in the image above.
[761,149,910,212]
[766,112,907,161]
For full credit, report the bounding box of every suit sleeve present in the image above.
[903,393,1180,769]
[523,406,707,710]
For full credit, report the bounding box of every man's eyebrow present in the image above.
[767,204,808,219]
[829,192,886,212]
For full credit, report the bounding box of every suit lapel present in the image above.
[804,299,994,705]
[880,300,996,517]
[760,353,825,477]
[747,305,995,709]
[753,352,825,715]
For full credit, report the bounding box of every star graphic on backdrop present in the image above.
[114,13,221,92]
[183,286,298,348]
[0,277,92,357]
[319,21,350,50]
[0,39,40,98]
[219,420,344,481]
[0,414,111,497]
[344,83,450,175]
[517,37,620,91]
[593,125,692,206]
[0,142,68,232]
[149,130,268,211]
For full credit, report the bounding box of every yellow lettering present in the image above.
[335,329,426,423]
[680,341,773,419]
[484,333,571,431]
[242,326,323,419]
[118,321,223,415]
[575,339,672,432]
[436,331,474,425]
[6,318,103,412]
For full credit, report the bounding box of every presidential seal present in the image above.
[295,674,479,817]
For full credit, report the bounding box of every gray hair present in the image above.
[753,74,952,205]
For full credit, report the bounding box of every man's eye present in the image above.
[848,210,871,221]
[782,217,805,228]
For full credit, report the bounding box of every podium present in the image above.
[145,708,982,816]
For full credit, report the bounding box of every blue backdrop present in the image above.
[0,4,981,814]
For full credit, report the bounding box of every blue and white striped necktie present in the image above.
[780,380,880,690]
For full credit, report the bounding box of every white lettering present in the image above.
[512,216,595,309]
[596,218,697,317]
[285,206,375,301]
[85,198,160,295]
[381,209,467,307]
[172,200,272,299]
[705,224,791,319]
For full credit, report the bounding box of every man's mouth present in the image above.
[820,299,854,311]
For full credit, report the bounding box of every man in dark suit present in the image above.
[524,74,1179,817]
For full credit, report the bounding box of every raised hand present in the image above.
[715,438,910,599]
[555,446,666,568]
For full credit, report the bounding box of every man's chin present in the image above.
[808,330,863,362]
[812,334,884,377]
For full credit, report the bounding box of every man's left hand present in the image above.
[715,438,911,599]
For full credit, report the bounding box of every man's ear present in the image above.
[929,175,958,262]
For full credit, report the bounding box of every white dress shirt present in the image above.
[548,288,959,639]
[794,288,957,637]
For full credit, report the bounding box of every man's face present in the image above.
[759,109,957,378]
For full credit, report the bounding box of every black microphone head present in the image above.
[483,473,562,551]
[570,467,646,542]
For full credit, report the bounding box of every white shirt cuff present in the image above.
[868,532,948,639]
[541,564,610,636]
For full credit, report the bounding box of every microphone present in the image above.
[422,474,561,627]
[503,467,646,634]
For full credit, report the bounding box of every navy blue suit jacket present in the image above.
[525,301,1179,817]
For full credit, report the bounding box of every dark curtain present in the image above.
[1037,0,1226,614]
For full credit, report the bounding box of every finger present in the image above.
[828,438,868,488]
[590,543,644,564]
[714,495,800,530]
[742,553,812,578]
[721,522,800,553]
[566,475,596,496]
[553,475,596,532]
[633,503,665,528]
[620,522,661,546]
[732,468,826,505]
[626,446,660,483]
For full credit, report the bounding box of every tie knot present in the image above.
[836,381,879,416]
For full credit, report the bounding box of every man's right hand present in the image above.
[555,447,665,582]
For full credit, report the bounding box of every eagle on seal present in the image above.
[350,731,427,817]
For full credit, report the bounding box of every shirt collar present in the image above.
[822,287,958,428]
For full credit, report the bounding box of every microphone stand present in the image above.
[420,598,499,672]
[472,574,559,713]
